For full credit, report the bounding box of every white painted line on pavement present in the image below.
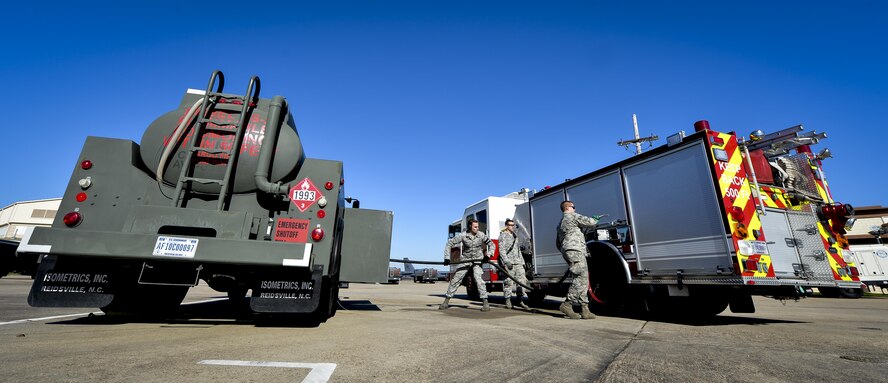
[182,298,227,305]
[0,312,101,326]
[0,297,227,326]
[199,360,337,383]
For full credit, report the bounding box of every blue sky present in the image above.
[2,1,886,266]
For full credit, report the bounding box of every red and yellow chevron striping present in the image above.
[708,132,773,278]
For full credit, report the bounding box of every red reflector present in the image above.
[317,210,326,219]
[75,192,88,202]
[81,160,93,170]
[730,206,745,222]
[746,280,756,285]
[744,260,757,271]
[850,267,860,277]
[63,212,82,227]
[324,181,333,190]
[311,226,324,241]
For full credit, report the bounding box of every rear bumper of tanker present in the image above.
[19,226,332,314]
[20,226,313,268]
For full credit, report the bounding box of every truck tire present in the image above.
[686,296,729,317]
[300,277,338,326]
[527,290,546,307]
[640,286,728,320]
[227,287,249,304]
[101,284,189,317]
[838,288,864,298]
[817,287,841,298]
[586,242,630,315]
[466,276,481,301]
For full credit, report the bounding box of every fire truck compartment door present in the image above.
[624,142,732,275]
[759,208,803,277]
[339,208,393,283]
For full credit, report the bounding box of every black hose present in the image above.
[390,258,535,291]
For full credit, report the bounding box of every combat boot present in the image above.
[517,297,529,310]
[580,304,596,319]
[482,298,490,312]
[438,297,450,310]
[559,301,580,319]
[505,299,513,309]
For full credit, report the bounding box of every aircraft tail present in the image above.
[403,257,415,274]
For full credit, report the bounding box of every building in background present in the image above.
[846,205,888,245]
[0,198,62,240]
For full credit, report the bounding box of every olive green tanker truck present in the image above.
[16,71,393,322]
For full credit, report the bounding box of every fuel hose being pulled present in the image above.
[392,258,607,305]
[390,258,535,291]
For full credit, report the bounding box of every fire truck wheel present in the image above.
[838,288,864,298]
[527,290,546,307]
[687,297,729,317]
[586,242,630,315]
[817,287,840,298]
[466,277,481,301]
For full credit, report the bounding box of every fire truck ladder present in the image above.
[172,70,261,210]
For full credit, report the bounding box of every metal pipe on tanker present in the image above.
[255,95,288,195]
[742,144,767,216]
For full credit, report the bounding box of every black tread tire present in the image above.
[586,242,630,315]
[101,284,189,317]
[818,287,841,298]
[838,288,864,298]
[466,276,481,301]
[527,290,546,307]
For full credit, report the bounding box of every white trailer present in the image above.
[845,244,888,292]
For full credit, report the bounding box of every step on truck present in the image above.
[451,120,863,317]
[16,71,393,323]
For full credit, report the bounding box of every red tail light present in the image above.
[744,259,757,271]
[63,212,83,227]
[75,192,88,202]
[311,226,324,241]
[81,160,93,170]
[849,267,860,277]
[730,206,745,222]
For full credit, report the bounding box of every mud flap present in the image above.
[250,265,323,313]
[728,292,756,313]
[28,255,115,308]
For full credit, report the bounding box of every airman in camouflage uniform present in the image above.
[439,218,494,311]
[557,200,600,319]
[499,219,529,309]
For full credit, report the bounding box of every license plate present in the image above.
[738,240,769,255]
[152,236,199,258]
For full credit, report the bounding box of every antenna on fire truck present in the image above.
[617,114,659,155]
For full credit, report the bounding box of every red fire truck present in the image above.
[449,121,862,317]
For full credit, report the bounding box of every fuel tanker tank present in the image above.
[139,90,305,194]
[17,71,393,324]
